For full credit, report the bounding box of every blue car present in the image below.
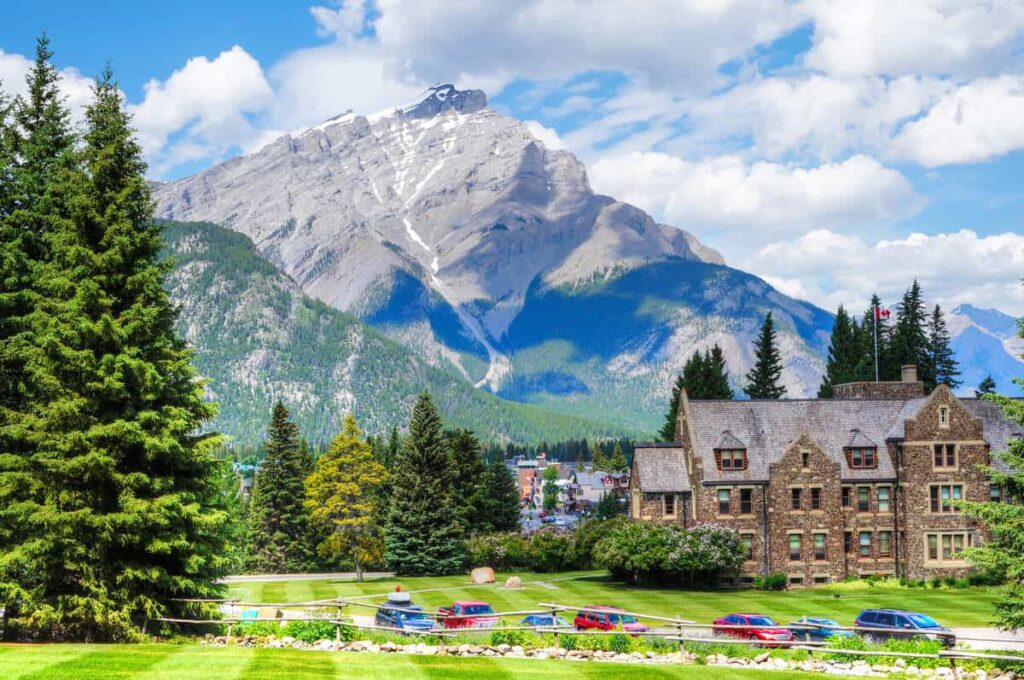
[854,609,955,647]
[375,591,436,632]
[520,614,570,628]
[788,617,855,642]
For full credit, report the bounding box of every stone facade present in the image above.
[627,377,1020,585]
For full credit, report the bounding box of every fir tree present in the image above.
[819,305,860,397]
[304,415,387,581]
[478,457,520,533]
[977,375,997,397]
[853,294,891,381]
[590,444,609,471]
[385,392,465,575]
[890,280,931,385]
[246,401,316,573]
[447,428,487,535]
[659,374,684,442]
[682,350,706,398]
[927,304,961,390]
[607,442,628,473]
[705,345,734,399]
[744,312,786,399]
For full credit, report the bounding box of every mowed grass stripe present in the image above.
[146,644,255,679]
[239,646,336,679]
[409,654,517,679]
[333,650,431,679]
[0,644,95,679]
[18,644,178,679]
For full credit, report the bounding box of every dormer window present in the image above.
[848,447,877,469]
[717,449,747,471]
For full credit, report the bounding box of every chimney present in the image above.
[901,364,918,383]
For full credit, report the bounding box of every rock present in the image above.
[511,645,524,655]
[755,652,770,663]
[504,576,523,589]
[470,567,495,584]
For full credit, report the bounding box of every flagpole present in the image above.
[873,305,879,382]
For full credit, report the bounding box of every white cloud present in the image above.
[802,0,1024,78]
[130,46,273,175]
[751,229,1024,315]
[891,75,1024,166]
[524,121,566,150]
[589,152,923,242]
[310,0,370,40]
[0,49,96,125]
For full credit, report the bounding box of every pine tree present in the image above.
[682,350,707,398]
[385,392,465,575]
[927,304,961,390]
[853,294,891,381]
[659,374,685,442]
[607,442,628,473]
[591,444,609,471]
[447,428,486,535]
[890,280,931,385]
[478,457,520,533]
[706,345,734,399]
[819,305,860,397]
[744,312,787,399]
[304,415,387,581]
[977,375,997,397]
[246,401,316,573]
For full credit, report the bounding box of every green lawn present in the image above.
[0,644,832,679]
[226,571,1000,628]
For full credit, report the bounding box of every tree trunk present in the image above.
[354,553,363,582]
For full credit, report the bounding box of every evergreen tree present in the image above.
[705,344,734,399]
[246,401,316,573]
[385,392,465,575]
[607,442,628,473]
[447,428,487,535]
[682,350,707,398]
[744,312,786,399]
[478,457,520,533]
[304,415,387,582]
[977,375,997,397]
[853,294,892,381]
[659,374,684,442]
[890,280,932,386]
[927,304,961,390]
[591,444,609,471]
[541,464,560,511]
[819,305,860,397]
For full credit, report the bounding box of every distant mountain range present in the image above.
[949,304,1023,397]
[152,85,1020,442]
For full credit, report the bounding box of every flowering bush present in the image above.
[595,522,745,585]
[466,533,532,570]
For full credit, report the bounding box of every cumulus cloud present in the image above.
[310,0,370,40]
[0,49,95,124]
[589,152,923,241]
[890,75,1024,166]
[751,229,1024,315]
[524,121,566,150]
[802,0,1024,78]
[130,46,273,176]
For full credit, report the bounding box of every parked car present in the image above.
[436,601,499,629]
[787,616,854,642]
[713,613,795,647]
[854,609,955,647]
[574,606,650,633]
[521,614,570,628]
[375,591,436,632]
[553,517,567,527]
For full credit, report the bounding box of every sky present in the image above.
[2,0,1023,317]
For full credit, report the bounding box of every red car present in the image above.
[436,601,499,629]
[713,613,795,647]
[574,606,650,633]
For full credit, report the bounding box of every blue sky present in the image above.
[1,1,1022,315]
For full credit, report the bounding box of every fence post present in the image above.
[335,601,343,650]
[549,606,561,652]
[227,622,233,644]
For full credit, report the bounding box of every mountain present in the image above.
[948,304,1023,397]
[162,220,638,446]
[154,84,832,432]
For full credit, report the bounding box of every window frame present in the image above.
[841,486,851,508]
[858,531,871,558]
[878,530,891,558]
[877,486,891,512]
[716,449,748,471]
[717,488,731,515]
[857,486,870,512]
[813,533,826,561]
[789,534,802,561]
[791,487,802,511]
[663,493,676,519]
[925,532,972,565]
[929,484,963,514]
[847,447,878,469]
[739,488,753,515]
[933,443,957,470]
[740,533,754,561]
[810,487,822,511]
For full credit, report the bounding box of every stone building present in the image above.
[629,366,1021,585]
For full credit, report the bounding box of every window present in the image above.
[718,449,747,471]
[663,493,676,518]
[857,486,870,512]
[929,485,963,513]
[879,531,891,557]
[844,531,853,554]
[789,575,804,586]
[791,488,802,511]
[848,447,877,469]
[739,488,753,515]
[859,531,871,558]
[814,575,830,585]
[841,486,851,508]
[813,533,826,561]
[926,532,972,564]
[939,406,949,428]
[718,489,731,515]
[789,534,801,561]
[801,451,810,468]
[878,486,891,512]
[991,485,1003,503]
[810,487,822,510]
[933,443,956,469]
[740,534,754,561]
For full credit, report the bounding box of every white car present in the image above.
[554,517,567,527]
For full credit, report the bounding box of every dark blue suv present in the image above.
[854,609,954,647]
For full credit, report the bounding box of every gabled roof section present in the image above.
[845,429,877,449]
[632,445,690,493]
[714,430,746,450]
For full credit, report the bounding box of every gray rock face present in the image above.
[154,85,722,389]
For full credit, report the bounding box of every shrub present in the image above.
[570,517,627,569]
[609,634,631,654]
[489,627,529,647]
[820,633,869,662]
[559,633,577,650]
[753,573,787,591]
[527,528,575,572]
[881,638,943,668]
[595,522,745,586]
[466,533,532,571]
[282,620,352,644]
[930,577,943,589]
[235,621,282,637]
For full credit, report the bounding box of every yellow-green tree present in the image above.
[304,415,387,581]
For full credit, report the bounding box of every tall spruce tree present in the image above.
[385,392,465,575]
[607,442,628,473]
[659,374,685,442]
[927,304,961,390]
[246,401,316,573]
[478,457,520,533]
[705,344,734,399]
[977,375,997,397]
[819,305,860,397]
[447,428,487,535]
[744,312,786,399]
[853,294,891,381]
[890,280,932,385]
[1,61,230,641]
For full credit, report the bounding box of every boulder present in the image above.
[471,567,495,584]
[504,576,523,589]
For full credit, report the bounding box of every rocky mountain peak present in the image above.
[399,83,488,119]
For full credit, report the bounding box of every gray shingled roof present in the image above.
[715,430,746,450]
[633,445,690,493]
[846,429,877,449]
[962,399,1023,472]
[689,399,907,483]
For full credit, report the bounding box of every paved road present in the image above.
[221,572,394,583]
[954,627,1024,651]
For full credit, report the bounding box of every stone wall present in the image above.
[833,381,925,400]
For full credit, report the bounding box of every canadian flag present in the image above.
[874,306,891,320]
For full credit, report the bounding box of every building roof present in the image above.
[715,430,746,450]
[632,445,691,493]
